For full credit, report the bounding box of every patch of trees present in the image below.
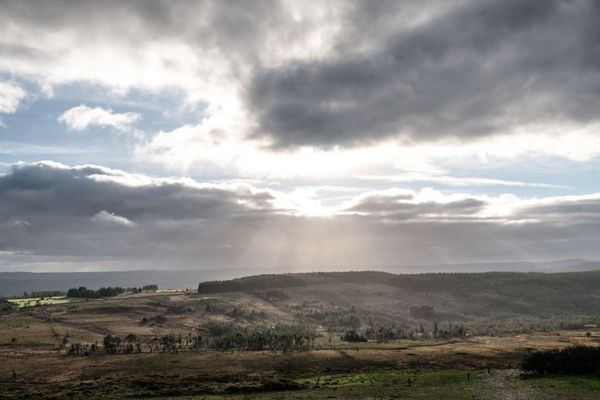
[409,305,435,319]
[66,286,144,298]
[21,290,65,298]
[255,289,289,302]
[142,284,158,291]
[198,274,307,294]
[365,324,412,341]
[67,342,101,356]
[389,271,600,317]
[67,286,124,298]
[103,334,122,354]
[304,309,361,330]
[205,322,234,336]
[0,298,13,313]
[211,326,315,352]
[342,330,367,342]
[522,346,600,375]
[559,320,600,330]
[222,306,266,321]
[66,325,316,356]
[202,302,267,321]
[432,321,467,339]
[361,322,467,342]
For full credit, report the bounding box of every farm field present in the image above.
[7,296,78,308]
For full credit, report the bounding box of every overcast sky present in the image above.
[1,0,600,272]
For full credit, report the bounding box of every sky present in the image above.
[1,0,600,272]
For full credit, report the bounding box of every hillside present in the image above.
[3,270,600,399]
[198,270,600,325]
[3,270,600,356]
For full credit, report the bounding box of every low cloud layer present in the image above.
[2,162,600,271]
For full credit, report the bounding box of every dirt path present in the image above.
[474,369,544,400]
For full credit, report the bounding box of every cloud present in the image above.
[0,161,284,266]
[343,189,488,221]
[58,105,141,131]
[0,81,26,114]
[2,161,600,271]
[511,194,600,224]
[0,161,277,223]
[91,210,135,227]
[0,0,599,195]
[356,173,567,189]
[247,0,600,147]
[0,1,339,102]
[2,0,597,153]
[0,81,27,127]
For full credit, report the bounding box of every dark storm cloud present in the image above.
[0,162,274,222]
[5,1,597,148]
[248,0,600,147]
[0,162,280,260]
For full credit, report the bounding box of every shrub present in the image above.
[342,330,368,342]
[522,346,600,375]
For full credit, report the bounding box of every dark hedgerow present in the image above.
[0,298,13,313]
[342,330,368,342]
[521,346,600,375]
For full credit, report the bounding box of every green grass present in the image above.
[8,296,76,308]
[150,371,600,400]
[152,370,482,400]
[524,375,600,396]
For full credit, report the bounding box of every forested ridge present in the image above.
[198,270,600,318]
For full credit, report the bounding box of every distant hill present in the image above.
[198,270,600,322]
[2,258,600,297]
[379,259,600,273]
[3,269,600,344]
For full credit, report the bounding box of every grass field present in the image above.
[523,375,600,397]
[151,370,600,400]
[7,296,77,308]
[1,329,599,399]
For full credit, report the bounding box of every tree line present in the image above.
[341,322,469,343]
[0,298,13,313]
[66,284,158,298]
[20,290,65,298]
[197,274,307,294]
[66,326,316,356]
[522,346,600,375]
